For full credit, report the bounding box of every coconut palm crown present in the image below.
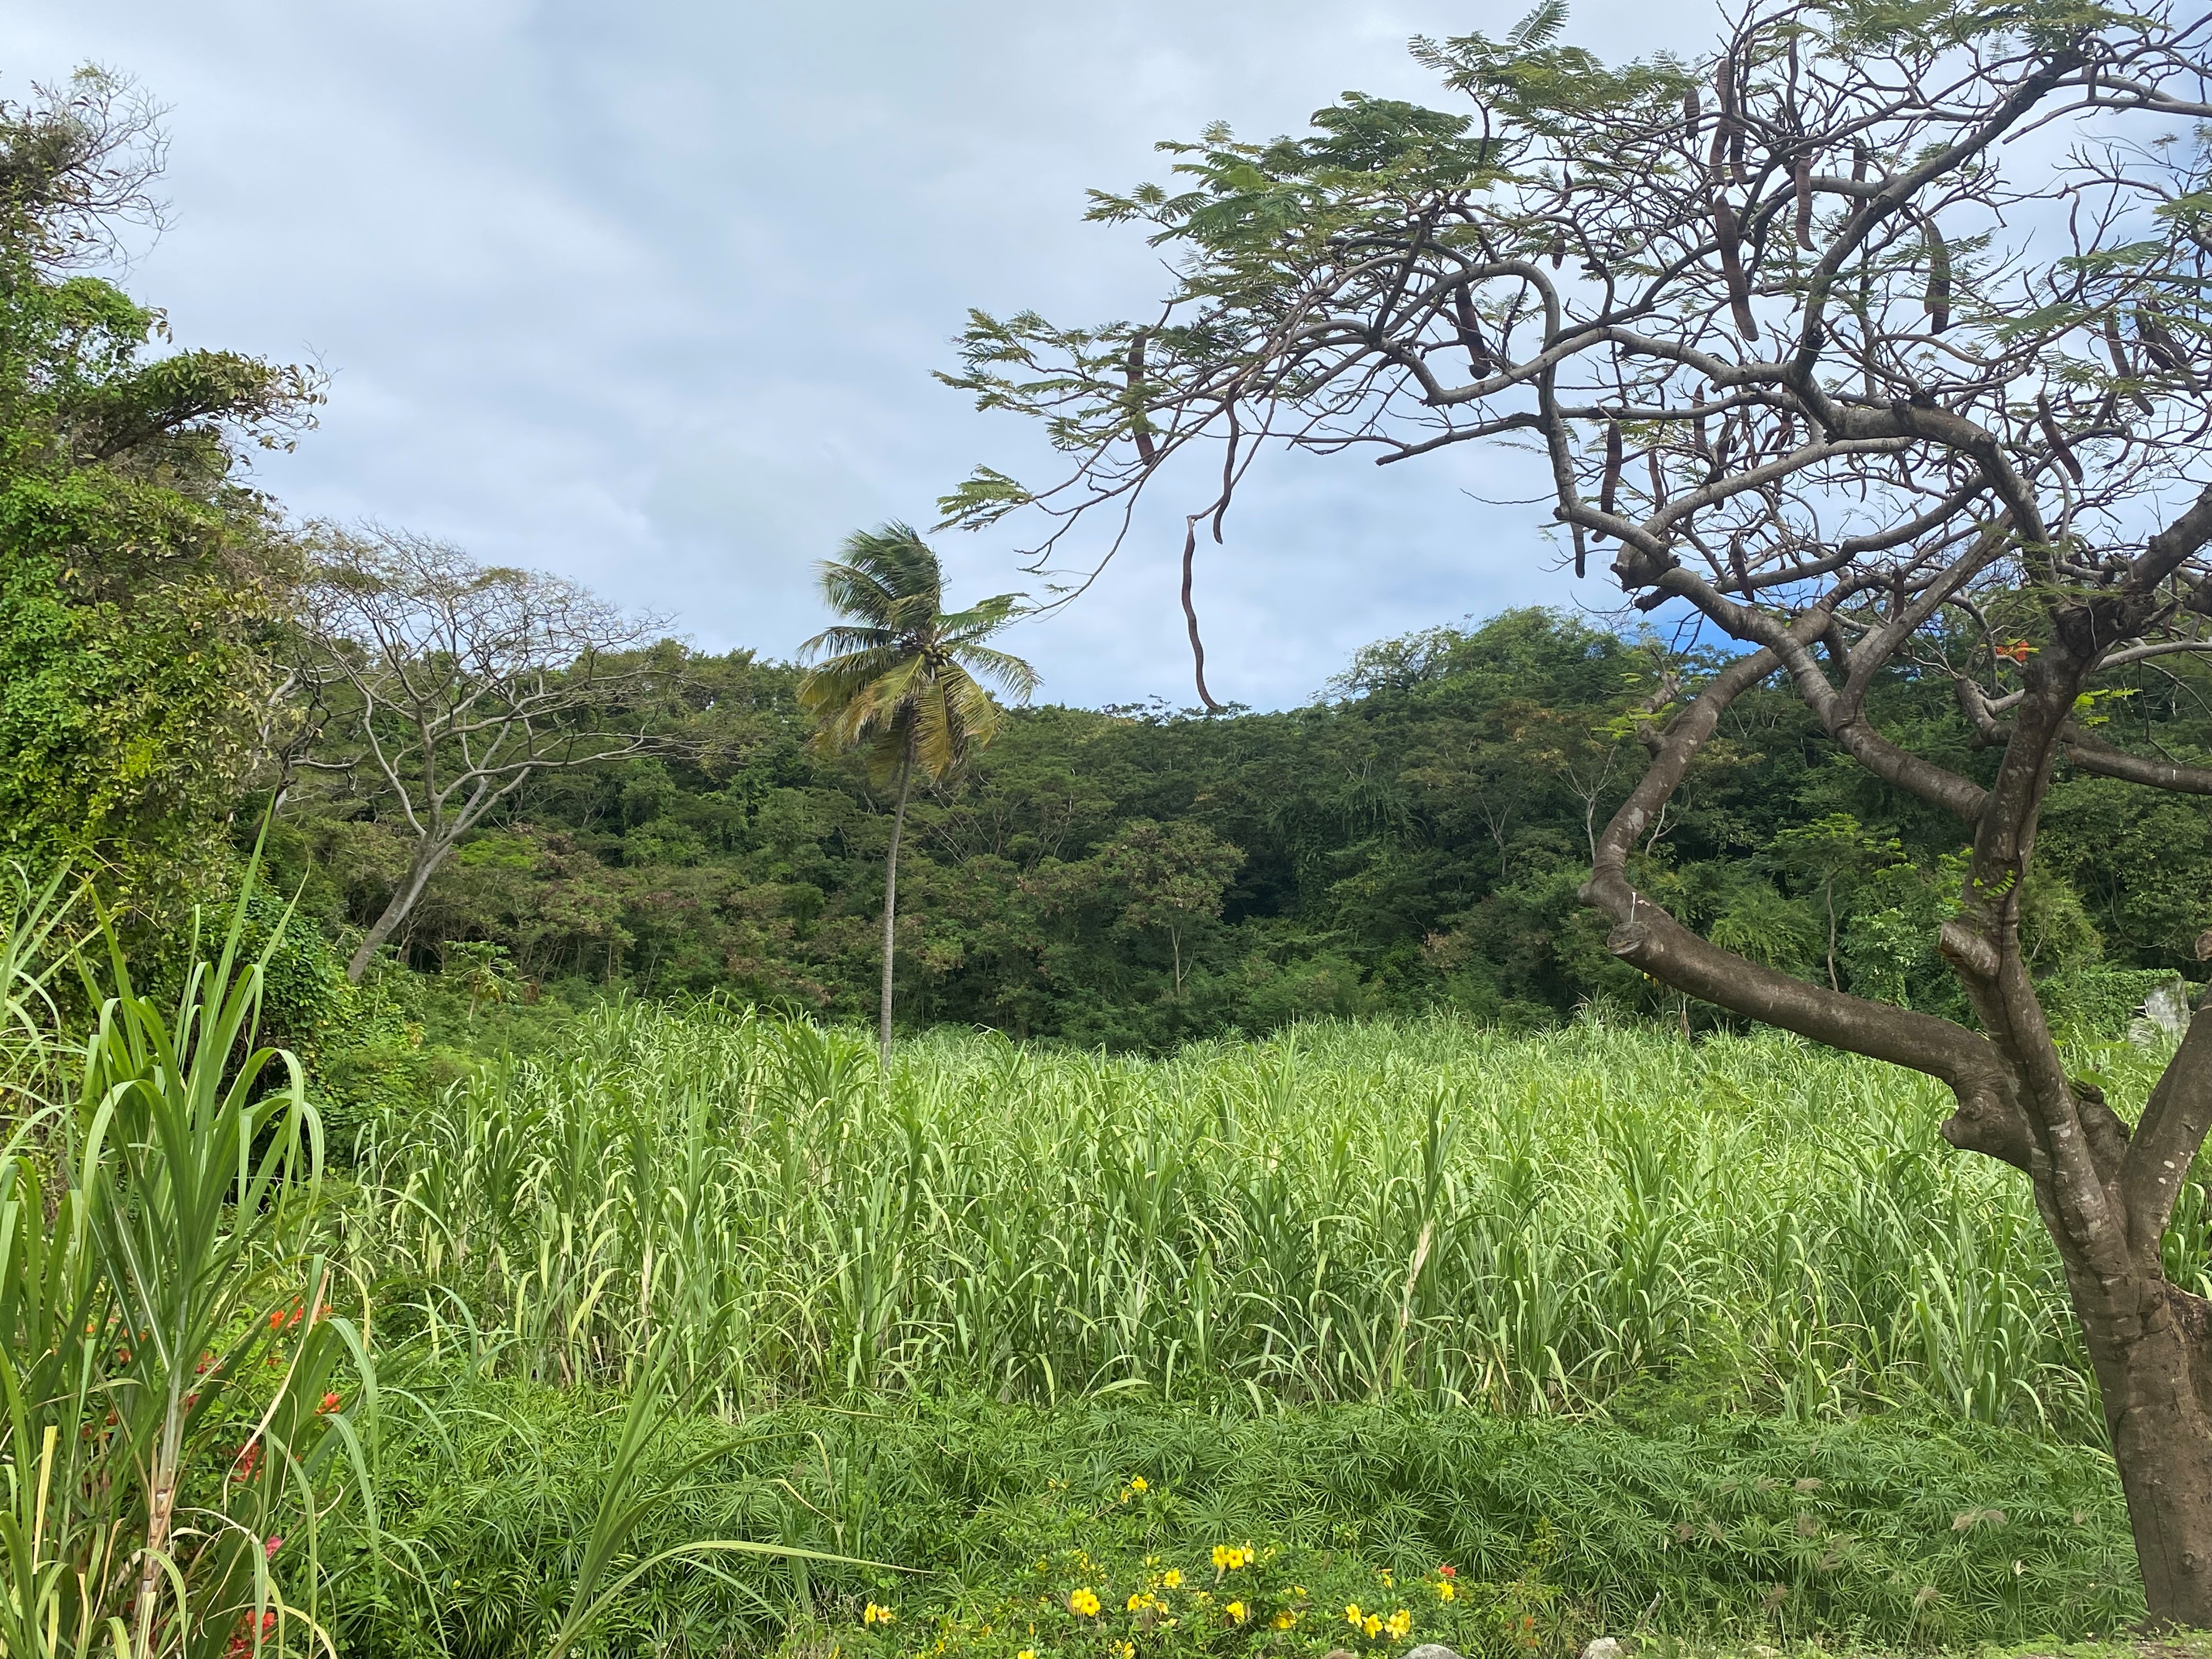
[798,523,1037,1060]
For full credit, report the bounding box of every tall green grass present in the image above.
[0,869,365,1658]
[346,1002,2187,1436]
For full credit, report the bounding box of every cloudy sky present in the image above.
[6,0,1705,709]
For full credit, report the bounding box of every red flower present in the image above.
[318,1391,341,1415]
[1437,1565,1456,1580]
[264,1535,283,1560]
[1994,639,2035,663]
[268,1310,286,1330]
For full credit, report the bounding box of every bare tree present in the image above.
[944,0,2212,1621]
[298,527,665,981]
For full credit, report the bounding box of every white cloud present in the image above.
[5,0,1708,707]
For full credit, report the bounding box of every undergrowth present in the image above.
[324,1387,2142,1656]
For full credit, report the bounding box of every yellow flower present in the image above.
[1387,1609,1413,1639]
[1364,1615,1385,1639]
[1130,1476,1148,1492]
[1273,1611,1299,1629]
[1346,1604,1364,1627]
[1437,1579,1456,1601]
[1116,1645,1135,1659]
[1162,1570,1183,1589]
[1069,1588,1101,1618]
[864,1602,896,1626]
[1127,1593,1151,1613]
[1019,1651,1037,1659]
[1226,1602,1248,1623]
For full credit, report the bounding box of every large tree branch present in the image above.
[2064,726,2212,794]
[2122,985,2212,1257]
[1578,635,2027,1167]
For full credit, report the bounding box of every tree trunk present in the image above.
[878,752,916,1068]
[346,839,449,983]
[2077,1274,2212,1624]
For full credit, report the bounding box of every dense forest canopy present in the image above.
[263,605,2211,1049]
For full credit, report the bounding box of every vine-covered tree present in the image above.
[0,69,318,903]
[940,0,2212,1619]
[798,525,1036,1062]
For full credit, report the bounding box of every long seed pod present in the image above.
[1729,537,1754,596]
[1452,285,1496,376]
[2137,311,2199,386]
[1549,226,1567,269]
[1683,83,1702,145]
[1920,216,1951,333]
[1793,155,1815,250]
[2103,309,2158,409]
[2038,393,2084,484]
[1125,334,1157,466]
[1599,420,1623,530]
[1714,55,1742,182]
[1712,196,1760,341]
[1852,142,1869,183]
[1647,447,1669,510]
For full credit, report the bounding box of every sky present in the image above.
[3,0,1707,710]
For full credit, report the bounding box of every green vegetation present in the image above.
[0,72,314,911]
[269,606,2210,1054]
[11,3,2212,1652]
[309,998,2212,1650]
[345,1003,2153,1428]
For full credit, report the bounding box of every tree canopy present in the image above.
[0,70,318,904]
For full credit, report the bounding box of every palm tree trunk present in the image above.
[879,749,916,1066]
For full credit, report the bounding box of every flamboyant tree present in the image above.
[939,0,2212,1621]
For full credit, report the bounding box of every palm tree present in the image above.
[797,524,1037,1063]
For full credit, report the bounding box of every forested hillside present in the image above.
[264,607,2212,1048]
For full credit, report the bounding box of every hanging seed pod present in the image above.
[2136,311,2199,386]
[1714,55,1743,182]
[1549,226,1567,268]
[1452,285,1497,376]
[2103,311,2133,376]
[1600,420,1624,522]
[1852,142,1869,183]
[1730,125,1748,185]
[1712,196,1760,341]
[1125,333,1157,466]
[2104,313,2157,416]
[1683,83,1703,144]
[1647,447,1669,509]
[1793,156,1815,251]
[1729,537,1754,596]
[1920,217,1951,333]
[1692,409,1712,457]
[1713,412,1736,470]
[2038,393,2084,484]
